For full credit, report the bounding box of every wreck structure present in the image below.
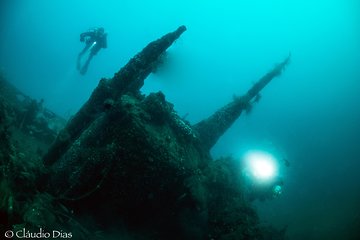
[1,26,290,239]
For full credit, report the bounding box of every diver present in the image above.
[77,27,107,75]
[248,177,284,202]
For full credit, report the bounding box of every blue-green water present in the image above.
[1,0,360,239]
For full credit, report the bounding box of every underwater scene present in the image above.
[0,0,360,239]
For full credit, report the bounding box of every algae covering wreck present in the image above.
[0,26,290,239]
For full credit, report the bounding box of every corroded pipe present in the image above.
[193,54,291,150]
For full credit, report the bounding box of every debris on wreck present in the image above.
[0,74,68,235]
[0,26,290,239]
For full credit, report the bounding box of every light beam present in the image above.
[245,150,278,181]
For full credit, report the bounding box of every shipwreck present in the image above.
[0,26,290,239]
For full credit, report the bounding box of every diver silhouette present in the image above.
[77,27,107,75]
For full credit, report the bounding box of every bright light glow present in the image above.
[245,151,277,181]
[90,42,97,48]
[250,158,274,179]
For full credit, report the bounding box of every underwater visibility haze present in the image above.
[0,0,360,239]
